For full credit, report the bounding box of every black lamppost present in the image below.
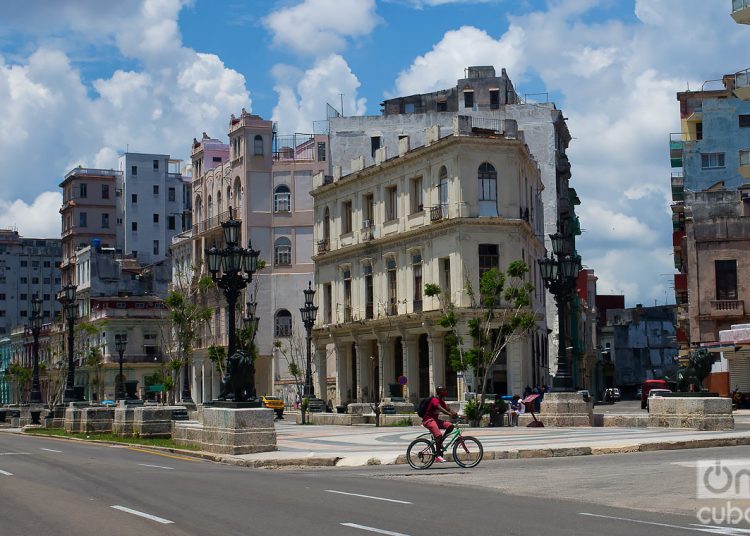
[243,296,259,345]
[539,232,581,392]
[57,284,79,403]
[29,296,43,405]
[114,334,127,400]
[206,207,260,401]
[300,281,318,398]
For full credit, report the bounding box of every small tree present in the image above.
[425,260,536,416]
[85,347,105,402]
[7,362,32,403]
[274,336,315,424]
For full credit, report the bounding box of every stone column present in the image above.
[402,336,418,403]
[334,341,348,406]
[354,340,363,402]
[201,361,209,404]
[315,342,328,402]
[507,337,525,397]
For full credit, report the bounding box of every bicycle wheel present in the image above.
[453,435,483,468]
[406,438,436,470]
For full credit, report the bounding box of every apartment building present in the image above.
[311,119,546,406]
[328,65,576,379]
[59,167,120,285]
[181,110,328,403]
[0,229,62,337]
[117,153,190,265]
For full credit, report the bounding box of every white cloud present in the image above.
[0,0,250,239]
[263,0,380,58]
[399,0,499,7]
[271,55,367,134]
[0,192,63,238]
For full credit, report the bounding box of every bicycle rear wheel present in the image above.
[406,438,436,470]
[453,435,483,468]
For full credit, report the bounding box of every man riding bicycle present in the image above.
[421,385,458,462]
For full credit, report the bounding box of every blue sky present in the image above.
[0,0,747,307]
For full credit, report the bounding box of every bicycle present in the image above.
[406,425,483,469]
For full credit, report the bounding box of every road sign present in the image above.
[397,375,408,385]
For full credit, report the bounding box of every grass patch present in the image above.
[385,418,415,427]
[23,428,200,450]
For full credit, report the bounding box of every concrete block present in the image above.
[80,407,114,433]
[133,406,187,438]
[647,397,734,431]
[538,393,593,427]
[174,407,277,455]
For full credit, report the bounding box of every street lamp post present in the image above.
[299,281,318,398]
[114,334,127,400]
[29,296,43,405]
[242,296,259,345]
[539,232,581,392]
[57,284,79,403]
[206,207,260,402]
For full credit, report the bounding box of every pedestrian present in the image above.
[507,395,525,426]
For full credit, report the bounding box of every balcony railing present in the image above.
[365,302,374,320]
[343,305,352,323]
[710,300,745,317]
[733,0,750,13]
[387,299,398,316]
[430,205,447,222]
[192,209,239,235]
[413,299,423,313]
[317,238,330,255]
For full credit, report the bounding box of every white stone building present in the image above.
[311,119,547,406]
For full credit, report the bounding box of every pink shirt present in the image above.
[424,396,448,421]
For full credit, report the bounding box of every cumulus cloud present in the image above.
[271,55,367,134]
[391,0,746,305]
[263,0,381,58]
[0,0,250,239]
[0,192,63,238]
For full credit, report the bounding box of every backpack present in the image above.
[417,396,433,418]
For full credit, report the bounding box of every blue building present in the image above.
[0,337,10,404]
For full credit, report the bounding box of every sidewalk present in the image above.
[6,416,750,469]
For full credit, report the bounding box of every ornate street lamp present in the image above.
[243,296,260,344]
[539,234,581,392]
[206,207,261,402]
[29,296,43,406]
[300,281,318,398]
[57,283,79,403]
[114,334,127,401]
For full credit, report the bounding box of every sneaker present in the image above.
[435,455,446,463]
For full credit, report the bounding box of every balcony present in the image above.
[192,209,238,236]
[413,299,423,313]
[430,205,447,222]
[732,0,750,25]
[343,306,352,323]
[317,238,330,255]
[710,300,745,317]
[669,134,684,168]
[361,220,374,241]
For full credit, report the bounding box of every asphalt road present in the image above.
[2,432,750,535]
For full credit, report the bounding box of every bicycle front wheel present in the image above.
[406,438,436,470]
[453,435,483,468]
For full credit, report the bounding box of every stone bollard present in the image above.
[647,397,734,430]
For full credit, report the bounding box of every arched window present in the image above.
[274,236,292,266]
[254,135,264,156]
[478,162,497,201]
[207,195,213,219]
[226,186,232,208]
[217,190,222,215]
[274,309,292,337]
[274,184,291,212]
[195,195,203,224]
[233,177,242,212]
[438,166,449,215]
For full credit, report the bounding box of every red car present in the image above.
[641,379,669,409]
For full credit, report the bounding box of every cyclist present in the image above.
[421,385,458,462]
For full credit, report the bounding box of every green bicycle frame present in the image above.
[417,425,462,451]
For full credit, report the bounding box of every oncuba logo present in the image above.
[697,460,750,499]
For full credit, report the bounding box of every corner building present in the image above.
[312,119,547,406]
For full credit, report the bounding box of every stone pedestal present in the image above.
[113,401,143,436]
[64,402,89,433]
[80,407,114,433]
[648,397,734,431]
[44,406,66,429]
[539,392,593,427]
[132,406,186,438]
[173,407,277,455]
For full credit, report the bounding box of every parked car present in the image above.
[577,389,591,402]
[641,379,670,409]
[603,388,619,404]
[261,396,284,419]
[612,388,621,401]
[646,389,672,412]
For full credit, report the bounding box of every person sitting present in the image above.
[507,395,526,426]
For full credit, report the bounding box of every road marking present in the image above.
[579,513,729,533]
[0,453,31,456]
[110,505,174,524]
[340,523,410,535]
[138,463,174,470]
[325,490,411,504]
[40,448,62,453]
[126,447,199,463]
[0,469,13,476]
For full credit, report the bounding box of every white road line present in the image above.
[138,464,174,470]
[340,523,410,536]
[579,512,724,533]
[110,505,174,524]
[0,469,13,476]
[325,490,411,504]
[40,448,62,453]
[0,453,31,456]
